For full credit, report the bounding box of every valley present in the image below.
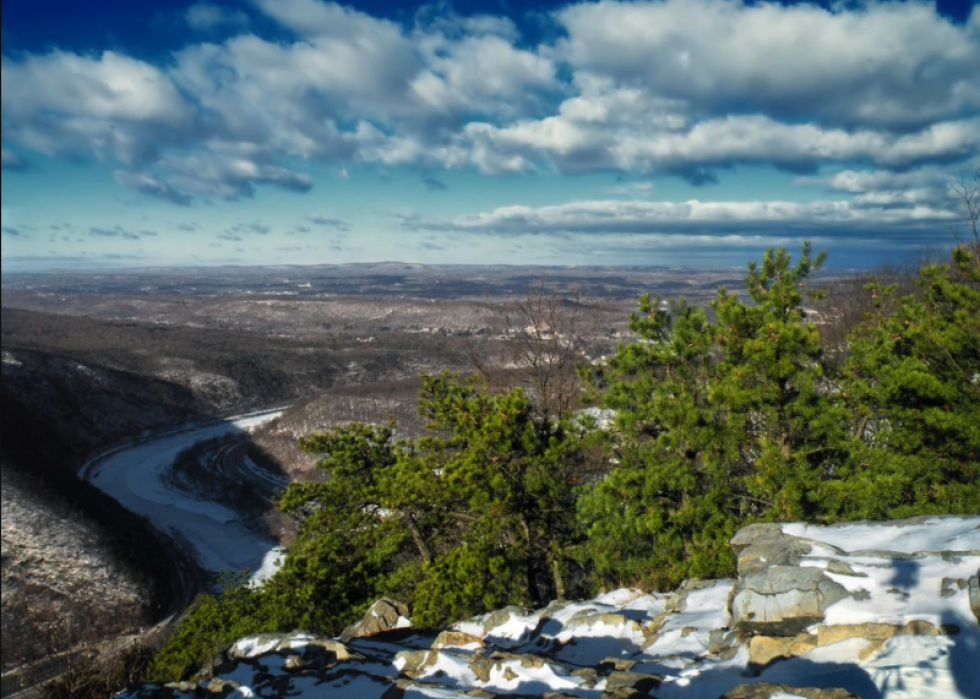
[0,263,690,677]
[2,256,976,699]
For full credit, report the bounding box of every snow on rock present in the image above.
[120,516,979,699]
[780,518,979,555]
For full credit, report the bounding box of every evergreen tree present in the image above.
[149,574,269,680]
[579,243,849,590]
[268,374,590,632]
[831,244,980,517]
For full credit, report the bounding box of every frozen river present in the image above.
[81,411,285,584]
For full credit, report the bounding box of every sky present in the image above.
[1,0,979,271]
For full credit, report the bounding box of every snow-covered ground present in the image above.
[121,515,979,699]
[82,412,285,584]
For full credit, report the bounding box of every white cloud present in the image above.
[0,0,977,204]
[420,12,519,42]
[158,149,313,200]
[1,51,198,164]
[400,197,959,239]
[416,33,558,119]
[828,169,952,195]
[458,113,980,177]
[555,0,980,131]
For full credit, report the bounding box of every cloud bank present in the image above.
[1,0,977,257]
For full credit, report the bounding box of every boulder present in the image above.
[748,633,817,666]
[731,564,850,636]
[666,578,730,614]
[201,679,240,696]
[939,577,968,598]
[730,525,816,570]
[432,630,485,649]
[816,620,951,660]
[394,649,440,678]
[603,670,662,693]
[707,629,740,655]
[720,682,860,699]
[729,525,855,636]
[468,652,552,683]
[302,637,361,663]
[564,612,641,636]
[481,605,534,637]
[597,658,637,673]
[341,598,411,642]
[746,608,962,668]
[227,633,287,660]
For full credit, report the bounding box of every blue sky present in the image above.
[2,0,978,271]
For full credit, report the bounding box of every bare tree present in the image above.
[953,168,980,264]
[815,170,980,356]
[470,280,599,420]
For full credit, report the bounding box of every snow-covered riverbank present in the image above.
[82,411,285,584]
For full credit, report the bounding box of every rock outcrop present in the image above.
[118,516,980,699]
[340,597,412,643]
[730,524,851,635]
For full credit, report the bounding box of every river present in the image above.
[80,411,285,585]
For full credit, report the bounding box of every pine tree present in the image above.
[831,244,980,517]
[579,243,849,590]
[265,374,591,631]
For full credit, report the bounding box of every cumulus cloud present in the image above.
[155,149,313,200]
[1,51,199,164]
[2,225,23,237]
[0,0,977,202]
[415,7,519,42]
[555,0,980,131]
[823,167,965,209]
